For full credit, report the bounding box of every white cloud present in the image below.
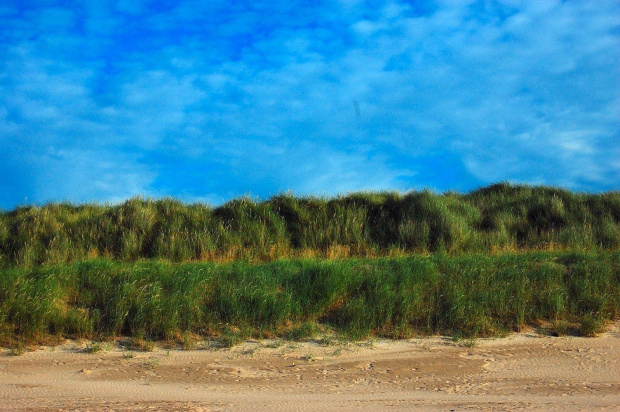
[0,0,618,208]
[19,148,156,205]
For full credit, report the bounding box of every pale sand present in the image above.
[1,324,618,411]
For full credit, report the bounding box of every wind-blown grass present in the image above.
[1,184,618,345]
[1,252,618,344]
[0,183,618,268]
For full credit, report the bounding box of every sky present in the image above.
[1,0,619,208]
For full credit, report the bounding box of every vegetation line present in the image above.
[1,252,618,346]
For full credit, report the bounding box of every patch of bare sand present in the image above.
[1,324,618,411]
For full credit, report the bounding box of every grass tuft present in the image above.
[580,314,606,337]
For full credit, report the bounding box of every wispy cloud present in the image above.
[1,0,618,208]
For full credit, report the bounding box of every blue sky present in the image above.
[1,0,618,208]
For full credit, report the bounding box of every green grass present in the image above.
[0,252,618,344]
[0,183,618,268]
[85,341,105,354]
[1,184,618,345]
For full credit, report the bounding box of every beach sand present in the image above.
[1,324,618,411]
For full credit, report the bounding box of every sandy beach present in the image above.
[1,324,618,411]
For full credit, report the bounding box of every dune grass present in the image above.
[1,184,618,346]
[1,252,617,345]
[0,183,618,268]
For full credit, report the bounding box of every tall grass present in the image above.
[0,183,618,267]
[1,252,618,343]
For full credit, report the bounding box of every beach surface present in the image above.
[1,324,618,411]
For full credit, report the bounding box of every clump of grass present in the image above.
[179,332,198,350]
[301,353,316,362]
[331,347,343,356]
[285,322,319,341]
[453,335,478,348]
[216,327,246,348]
[580,314,606,337]
[318,334,338,346]
[125,338,155,352]
[548,320,578,337]
[144,356,160,369]
[262,340,283,349]
[9,342,26,356]
[85,342,105,354]
[462,338,478,348]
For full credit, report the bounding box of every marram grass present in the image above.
[1,184,618,345]
[0,183,618,268]
[1,252,618,345]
